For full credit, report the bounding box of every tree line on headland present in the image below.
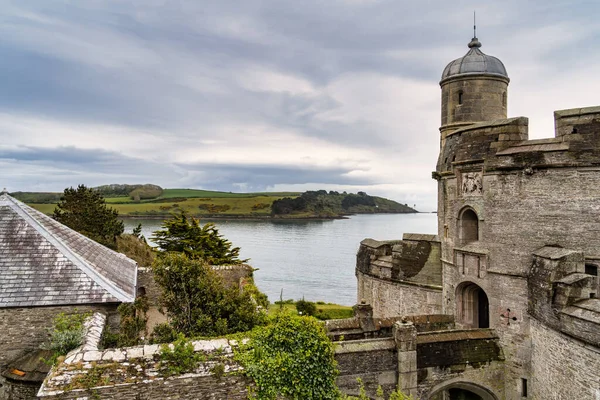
[271,189,416,216]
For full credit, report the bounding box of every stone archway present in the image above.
[429,381,498,400]
[456,282,489,328]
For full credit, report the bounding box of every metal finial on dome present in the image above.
[468,11,482,48]
[1,188,8,195]
[468,37,482,48]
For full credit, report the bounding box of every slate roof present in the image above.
[0,193,137,307]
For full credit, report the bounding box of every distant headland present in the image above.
[13,184,418,220]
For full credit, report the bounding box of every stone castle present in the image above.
[342,35,600,399]
[3,33,600,400]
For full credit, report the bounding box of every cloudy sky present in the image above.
[1,1,599,211]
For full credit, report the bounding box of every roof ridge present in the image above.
[0,194,133,302]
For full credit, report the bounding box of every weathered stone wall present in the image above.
[417,329,503,369]
[212,264,254,289]
[394,234,442,285]
[437,117,528,174]
[473,168,600,276]
[356,273,442,318]
[554,105,600,137]
[530,318,600,400]
[356,237,443,318]
[39,374,251,400]
[136,267,161,306]
[0,379,38,400]
[39,317,249,400]
[0,305,118,372]
[335,338,397,397]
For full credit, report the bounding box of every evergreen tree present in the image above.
[53,184,124,249]
[151,211,246,265]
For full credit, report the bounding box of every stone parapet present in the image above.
[39,313,245,399]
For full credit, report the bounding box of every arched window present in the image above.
[458,90,464,105]
[456,282,489,329]
[502,91,507,107]
[459,208,479,245]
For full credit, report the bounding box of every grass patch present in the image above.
[30,203,56,214]
[268,301,353,320]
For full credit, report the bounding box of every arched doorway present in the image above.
[458,208,479,245]
[448,388,484,400]
[429,382,498,400]
[456,282,489,328]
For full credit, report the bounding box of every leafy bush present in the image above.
[150,323,178,344]
[117,296,149,347]
[42,312,91,364]
[295,298,317,316]
[235,314,339,400]
[152,253,266,337]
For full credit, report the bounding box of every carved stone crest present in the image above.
[462,172,483,195]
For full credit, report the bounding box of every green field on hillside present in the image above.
[29,194,293,218]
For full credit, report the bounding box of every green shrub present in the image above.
[150,323,178,344]
[100,329,119,349]
[117,297,149,347]
[235,314,339,400]
[42,312,91,364]
[151,253,266,337]
[295,298,317,316]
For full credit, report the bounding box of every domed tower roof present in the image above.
[441,37,508,83]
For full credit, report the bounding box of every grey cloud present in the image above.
[1,0,599,209]
[176,162,381,192]
[0,145,380,194]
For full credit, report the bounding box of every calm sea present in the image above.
[123,213,438,306]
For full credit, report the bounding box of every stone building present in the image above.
[0,192,137,400]
[349,35,600,399]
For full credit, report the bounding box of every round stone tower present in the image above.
[440,36,509,139]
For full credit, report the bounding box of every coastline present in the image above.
[119,210,420,221]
